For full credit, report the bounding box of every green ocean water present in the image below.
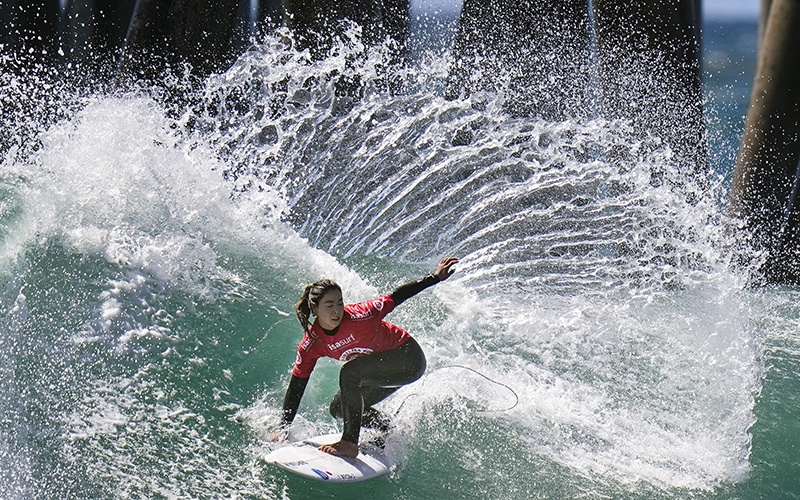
[1,18,799,500]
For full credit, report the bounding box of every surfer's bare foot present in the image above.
[319,440,358,458]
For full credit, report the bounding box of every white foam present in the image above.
[4,94,375,340]
[409,280,761,491]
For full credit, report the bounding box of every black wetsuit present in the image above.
[279,274,440,443]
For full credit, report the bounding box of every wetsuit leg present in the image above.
[331,387,395,420]
[337,337,426,444]
[330,387,396,431]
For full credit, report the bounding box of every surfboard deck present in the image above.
[264,433,392,482]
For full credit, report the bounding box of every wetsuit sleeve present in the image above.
[388,273,441,306]
[279,374,309,427]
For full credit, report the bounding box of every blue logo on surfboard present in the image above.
[311,468,331,480]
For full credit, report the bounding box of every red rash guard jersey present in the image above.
[291,295,411,378]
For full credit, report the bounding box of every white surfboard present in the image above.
[264,433,393,482]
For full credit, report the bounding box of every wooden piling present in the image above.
[118,0,241,82]
[281,0,409,60]
[759,0,773,45]
[1,0,61,64]
[730,0,800,283]
[592,0,705,176]
[447,0,591,120]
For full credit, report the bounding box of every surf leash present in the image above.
[394,364,520,416]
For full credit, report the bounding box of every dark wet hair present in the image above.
[296,279,341,333]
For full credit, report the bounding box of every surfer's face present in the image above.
[313,289,344,330]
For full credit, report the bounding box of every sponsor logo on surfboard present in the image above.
[311,468,332,480]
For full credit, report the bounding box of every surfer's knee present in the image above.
[329,392,343,420]
[412,348,426,380]
[338,360,362,391]
[405,337,427,381]
[411,357,426,382]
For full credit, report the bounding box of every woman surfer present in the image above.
[269,257,459,458]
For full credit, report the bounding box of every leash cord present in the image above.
[394,364,519,416]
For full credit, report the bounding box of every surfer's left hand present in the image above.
[435,257,459,281]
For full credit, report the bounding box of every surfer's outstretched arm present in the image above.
[388,257,459,305]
